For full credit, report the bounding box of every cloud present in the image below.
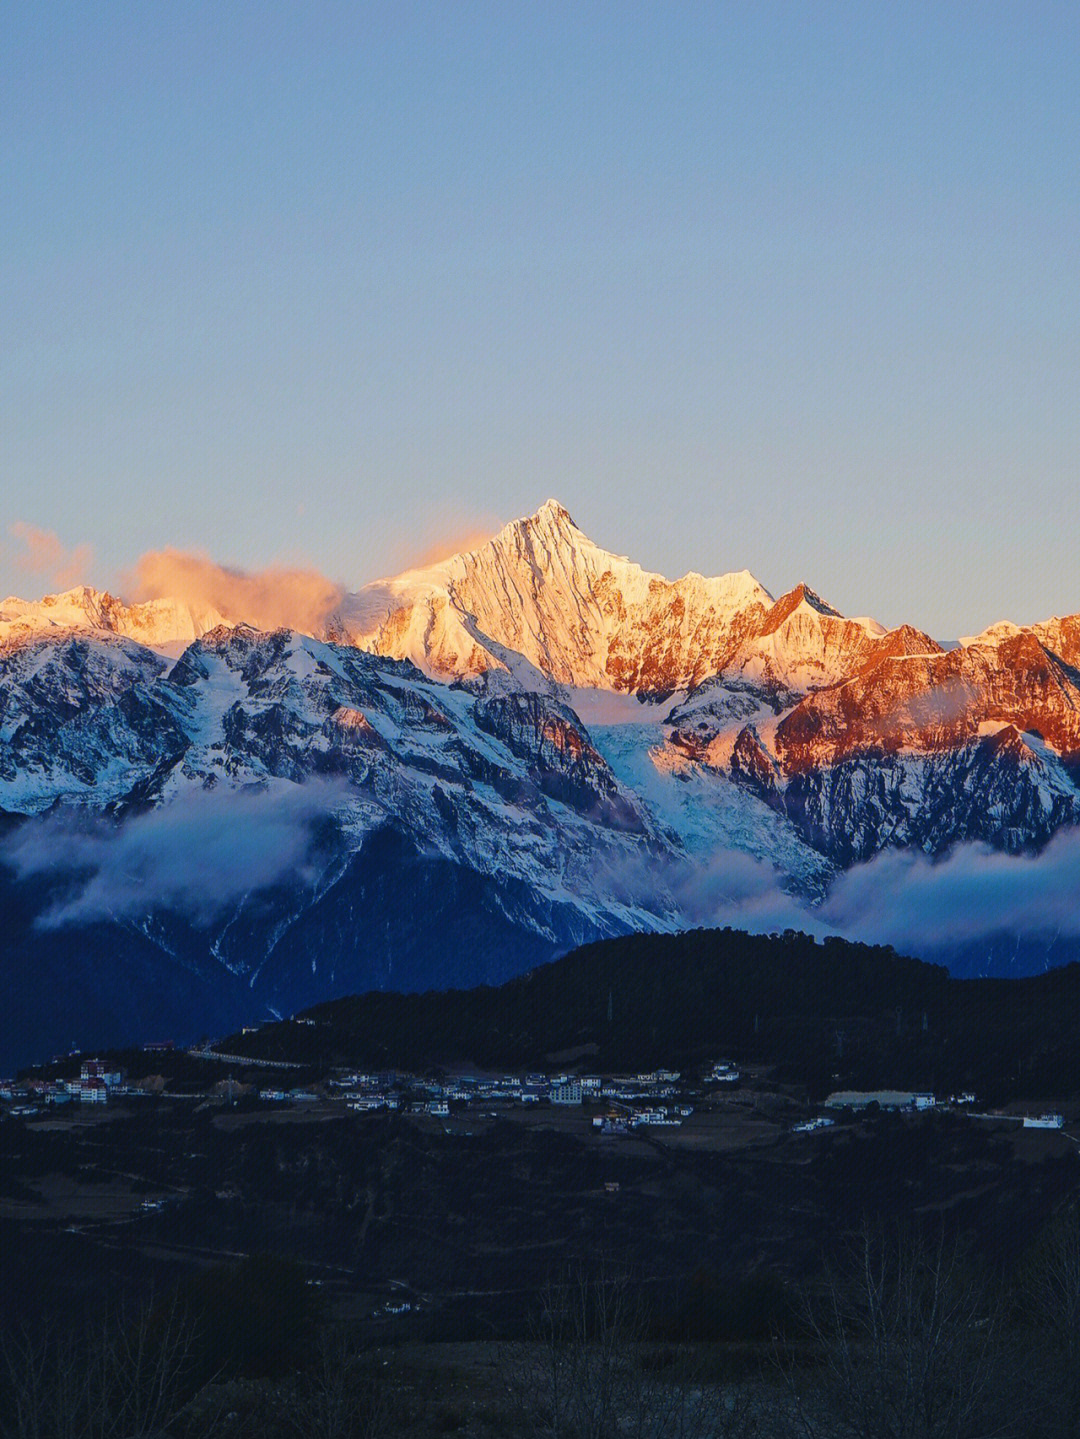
[408,524,499,570]
[126,550,346,636]
[4,780,349,928]
[672,848,830,936]
[590,842,830,940]
[655,829,1080,959]
[9,523,93,590]
[381,505,501,574]
[821,830,1080,951]
[904,677,976,729]
[8,754,1080,963]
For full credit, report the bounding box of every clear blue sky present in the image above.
[3,2,1078,637]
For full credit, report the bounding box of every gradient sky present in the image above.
[3,2,1078,638]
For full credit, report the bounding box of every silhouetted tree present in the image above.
[1016,1202,1080,1438]
[283,1325,390,1439]
[0,1296,212,1439]
[781,1223,1013,1439]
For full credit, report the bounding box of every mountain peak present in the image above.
[533,498,577,527]
[346,501,774,691]
[793,583,841,616]
[499,498,584,548]
[761,584,843,635]
[0,584,225,655]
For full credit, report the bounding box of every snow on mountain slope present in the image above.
[0,619,850,1065]
[0,633,181,811]
[5,502,1080,888]
[7,505,1080,1062]
[586,717,833,896]
[344,505,953,703]
[961,614,1080,676]
[769,631,1080,771]
[712,585,912,693]
[7,502,1059,720]
[0,626,679,943]
[752,729,1080,865]
[2,503,776,695]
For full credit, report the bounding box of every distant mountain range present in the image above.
[2,500,1078,1066]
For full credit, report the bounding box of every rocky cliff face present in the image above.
[0,622,692,1064]
[6,504,1080,883]
[6,500,1080,879]
[0,623,666,905]
[666,616,1080,862]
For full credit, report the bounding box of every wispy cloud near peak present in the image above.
[8,523,94,591]
[126,549,347,635]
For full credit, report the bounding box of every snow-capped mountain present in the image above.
[2,499,1080,1064]
[0,624,665,1065]
[340,499,774,694]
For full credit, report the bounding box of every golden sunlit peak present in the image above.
[532,499,576,527]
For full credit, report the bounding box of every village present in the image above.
[2,1024,1077,1364]
[1,1047,1070,1140]
[0,1051,737,1128]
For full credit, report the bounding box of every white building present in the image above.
[551,1082,583,1106]
[825,1090,937,1112]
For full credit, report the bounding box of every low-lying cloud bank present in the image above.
[4,780,350,928]
[820,830,1080,951]
[5,775,1080,966]
[128,550,347,636]
[673,849,831,939]
[678,829,1080,958]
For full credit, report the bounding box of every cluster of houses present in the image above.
[0,1058,140,1113]
[319,1066,696,1122]
[14,1052,1063,1139]
[792,1116,836,1134]
[1,1054,738,1122]
[592,1102,695,1135]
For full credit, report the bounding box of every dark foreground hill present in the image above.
[224,928,1080,1104]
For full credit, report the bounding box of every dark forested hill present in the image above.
[220,928,1080,1103]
